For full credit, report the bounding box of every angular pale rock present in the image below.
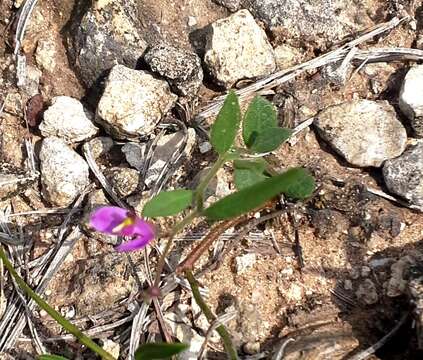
[40,137,90,206]
[144,43,203,98]
[314,100,407,167]
[97,65,177,139]
[165,309,205,360]
[274,44,300,69]
[245,0,371,48]
[386,255,416,297]
[122,142,146,171]
[40,96,98,143]
[35,37,57,72]
[235,253,257,274]
[84,137,114,160]
[144,128,196,187]
[105,167,140,197]
[67,0,147,88]
[355,279,378,305]
[204,9,276,88]
[399,65,423,137]
[383,143,423,208]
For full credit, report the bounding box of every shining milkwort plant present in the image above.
[0,91,315,360]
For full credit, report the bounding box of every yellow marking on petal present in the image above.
[112,217,135,233]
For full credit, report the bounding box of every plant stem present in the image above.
[185,270,238,360]
[0,246,116,360]
[195,154,227,211]
[153,210,199,287]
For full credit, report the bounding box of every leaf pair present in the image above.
[243,96,292,153]
[143,167,315,221]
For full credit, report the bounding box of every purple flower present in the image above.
[89,206,155,252]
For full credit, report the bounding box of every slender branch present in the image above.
[195,154,227,211]
[185,270,238,359]
[153,210,199,287]
[0,246,116,360]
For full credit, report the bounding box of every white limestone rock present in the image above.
[314,100,407,167]
[204,9,276,88]
[40,137,90,206]
[96,65,177,139]
[40,96,98,143]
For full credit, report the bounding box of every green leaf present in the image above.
[143,190,193,217]
[204,168,315,220]
[243,96,277,148]
[210,91,241,155]
[135,342,188,360]
[233,158,267,173]
[249,127,293,153]
[234,168,268,190]
[38,356,70,360]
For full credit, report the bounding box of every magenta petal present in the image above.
[115,235,153,252]
[89,206,128,234]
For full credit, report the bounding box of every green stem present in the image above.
[185,270,238,360]
[195,154,227,211]
[153,210,199,287]
[0,246,116,360]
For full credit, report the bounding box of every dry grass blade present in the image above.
[129,302,150,359]
[272,338,295,360]
[195,16,410,123]
[348,312,409,360]
[13,0,39,56]
[198,309,237,359]
[0,226,82,351]
[83,142,126,208]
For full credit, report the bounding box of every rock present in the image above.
[104,167,140,197]
[122,142,146,171]
[96,65,177,139]
[355,279,378,305]
[84,137,115,160]
[343,279,353,291]
[165,308,204,360]
[361,266,371,278]
[399,65,423,137]
[18,64,41,97]
[39,137,90,206]
[67,0,147,88]
[369,258,394,269]
[144,43,203,98]
[235,253,256,274]
[285,282,304,303]
[101,340,120,359]
[82,189,118,245]
[35,37,57,72]
[213,0,242,12]
[387,255,416,297]
[144,129,196,188]
[383,143,423,208]
[244,0,369,47]
[274,44,300,69]
[204,9,276,88]
[314,100,407,167]
[40,96,98,143]
[199,141,212,154]
[0,163,38,201]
